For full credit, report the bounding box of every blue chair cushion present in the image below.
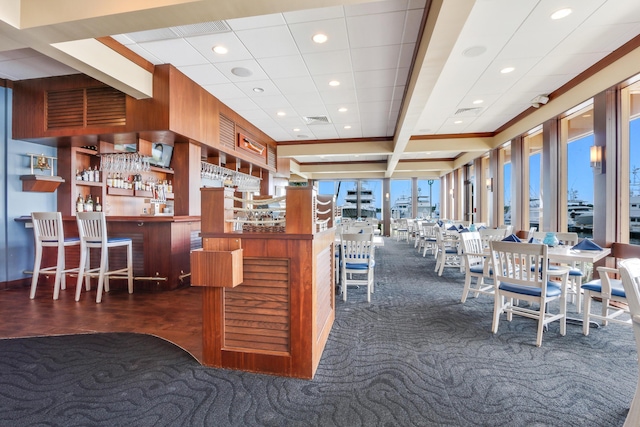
[64,237,80,242]
[108,237,132,243]
[345,260,374,270]
[581,279,625,298]
[499,281,562,297]
[568,267,583,277]
[470,266,492,275]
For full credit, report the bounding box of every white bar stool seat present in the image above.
[76,212,133,303]
[30,212,81,299]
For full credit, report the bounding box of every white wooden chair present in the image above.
[460,231,493,303]
[419,223,439,257]
[618,258,640,427]
[489,241,569,347]
[30,212,81,300]
[340,233,375,302]
[76,212,133,303]
[581,265,631,335]
[435,228,460,276]
[479,228,507,249]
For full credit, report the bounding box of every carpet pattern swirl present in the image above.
[0,237,637,426]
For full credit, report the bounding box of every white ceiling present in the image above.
[2,0,640,179]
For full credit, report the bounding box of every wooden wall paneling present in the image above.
[200,86,220,148]
[173,140,201,216]
[202,287,223,366]
[169,66,202,141]
[57,146,73,216]
[286,186,314,234]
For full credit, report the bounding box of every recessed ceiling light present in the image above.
[293,128,300,132]
[253,87,264,93]
[338,107,348,112]
[344,125,351,129]
[277,111,286,117]
[329,80,340,87]
[312,33,328,44]
[473,99,484,104]
[212,45,228,54]
[500,67,515,74]
[551,8,572,20]
[454,120,463,124]
[231,67,252,77]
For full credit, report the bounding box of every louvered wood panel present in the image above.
[316,246,332,339]
[268,145,276,168]
[219,114,235,151]
[223,257,290,353]
[190,230,202,251]
[46,89,84,129]
[86,87,126,127]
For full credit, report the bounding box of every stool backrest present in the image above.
[76,212,107,245]
[31,212,64,247]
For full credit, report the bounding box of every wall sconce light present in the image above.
[590,145,604,174]
[485,177,493,192]
[385,192,390,201]
[449,188,454,198]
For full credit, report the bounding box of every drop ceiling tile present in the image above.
[273,75,318,95]
[137,38,208,66]
[309,127,339,139]
[0,56,77,80]
[122,44,163,65]
[226,13,286,31]
[398,43,415,68]
[312,71,355,90]
[257,55,310,79]
[402,8,424,44]
[285,91,325,108]
[359,101,391,114]
[222,97,261,113]
[185,32,253,63]
[302,49,352,74]
[347,11,408,48]
[178,64,229,86]
[345,0,409,16]
[409,0,427,10]
[0,48,37,61]
[355,69,398,89]
[202,83,245,99]
[357,86,395,102]
[284,6,344,24]
[351,45,401,72]
[289,19,349,54]
[250,94,291,109]
[111,34,134,45]
[319,88,357,104]
[235,25,299,59]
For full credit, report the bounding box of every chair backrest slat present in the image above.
[491,241,547,289]
[31,212,64,245]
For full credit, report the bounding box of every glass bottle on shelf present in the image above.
[106,173,113,188]
[76,169,82,181]
[76,194,84,213]
[167,180,173,193]
[94,166,100,182]
[95,196,102,212]
[84,194,94,212]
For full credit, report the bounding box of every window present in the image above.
[418,178,440,219]
[525,129,543,231]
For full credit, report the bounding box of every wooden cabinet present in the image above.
[58,146,105,216]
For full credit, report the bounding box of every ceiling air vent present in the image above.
[171,21,231,37]
[454,107,483,116]
[302,116,331,125]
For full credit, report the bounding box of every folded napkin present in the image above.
[528,237,542,244]
[572,239,603,251]
[437,220,444,227]
[447,225,458,231]
[458,228,470,233]
[477,226,487,230]
[502,234,522,242]
[458,224,464,230]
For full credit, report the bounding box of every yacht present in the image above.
[631,168,640,235]
[341,183,378,219]
[391,195,436,219]
[567,189,594,231]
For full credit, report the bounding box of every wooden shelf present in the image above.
[107,187,134,196]
[20,175,65,192]
[150,166,174,175]
[75,180,103,187]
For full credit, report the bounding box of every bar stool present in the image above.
[30,212,80,299]
[75,212,133,303]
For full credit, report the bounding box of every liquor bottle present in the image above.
[94,166,100,182]
[167,180,173,193]
[84,194,94,212]
[76,194,84,213]
[76,169,82,181]
[95,196,102,212]
[107,173,113,188]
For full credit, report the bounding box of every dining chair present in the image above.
[489,241,569,347]
[340,232,375,302]
[618,258,640,426]
[435,227,460,276]
[459,231,493,303]
[419,223,439,257]
[396,219,409,242]
[76,212,133,303]
[30,212,81,300]
[479,228,507,249]
[581,265,631,335]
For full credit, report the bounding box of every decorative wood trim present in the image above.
[96,36,155,73]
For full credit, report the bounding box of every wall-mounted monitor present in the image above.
[149,143,174,169]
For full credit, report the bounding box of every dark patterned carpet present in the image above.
[0,237,637,426]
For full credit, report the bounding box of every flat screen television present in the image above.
[149,143,173,169]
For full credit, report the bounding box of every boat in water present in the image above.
[340,183,377,219]
[391,194,436,219]
[567,189,594,231]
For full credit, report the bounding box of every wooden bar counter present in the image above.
[62,215,201,291]
[192,187,335,379]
